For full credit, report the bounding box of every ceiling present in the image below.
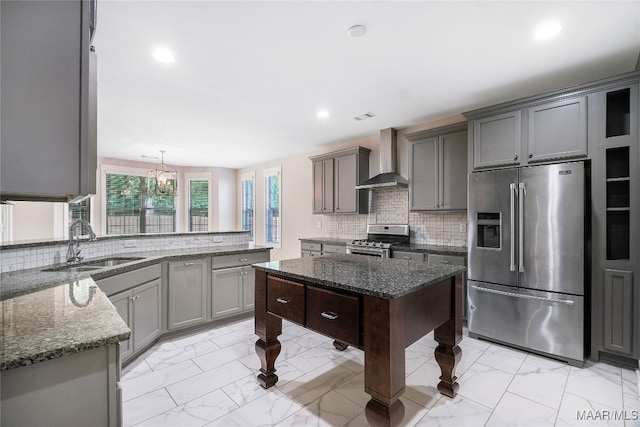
[94,1,640,169]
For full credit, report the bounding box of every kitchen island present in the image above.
[253,254,464,427]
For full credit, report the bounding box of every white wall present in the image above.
[237,115,466,261]
[11,202,66,241]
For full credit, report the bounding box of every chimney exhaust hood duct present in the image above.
[355,127,408,190]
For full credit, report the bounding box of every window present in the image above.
[105,173,176,235]
[264,166,281,247]
[241,172,255,241]
[189,179,209,232]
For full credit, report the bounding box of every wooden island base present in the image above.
[254,269,463,427]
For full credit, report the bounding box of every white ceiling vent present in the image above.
[353,112,376,121]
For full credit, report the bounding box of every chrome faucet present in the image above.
[67,219,97,263]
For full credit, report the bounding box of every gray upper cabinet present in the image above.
[0,0,97,202]
[528,96,587,163]
[310,147,370,214]
[473,111,522,169]
[466,92,589,171]
[168,259,209,330]
[312,159,334,213]
[407,123,468,211]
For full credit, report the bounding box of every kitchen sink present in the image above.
[43,257,145,272]
[82,257,145,267]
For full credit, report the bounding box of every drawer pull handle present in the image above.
[440,260,451,264]
[320,311,338,320]
[403,256,411,260]
[276,297,289,304]
[239,258,248,262]
[184,262,195,266]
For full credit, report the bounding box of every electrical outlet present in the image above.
[124,240,137,248]
[459,224,467,233]
[213,236,223,243]
[316,221,322,229]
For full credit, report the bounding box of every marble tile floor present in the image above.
[121,317,640,427]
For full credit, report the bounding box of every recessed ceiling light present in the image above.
[347,25,367,38]
[317,110,330,119]
[534,22,562,40]
[152,47,175,63]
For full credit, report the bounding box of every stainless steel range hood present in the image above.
[355,128,408,190]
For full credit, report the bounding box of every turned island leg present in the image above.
[434,273,463,398]
[254,270,283,389]
[363,296,406,427]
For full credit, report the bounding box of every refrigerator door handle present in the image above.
[518,183,526,272]
[471,285,575,306]
[509,183,517,272]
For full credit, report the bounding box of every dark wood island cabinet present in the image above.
[253,254,464,427]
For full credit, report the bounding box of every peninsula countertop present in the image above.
[253,253,465,299]
[0,244,271,371]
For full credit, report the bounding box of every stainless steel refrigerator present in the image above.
[467,161,587,365]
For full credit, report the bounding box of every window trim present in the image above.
[263,166,281,248]
[240,171,255,241]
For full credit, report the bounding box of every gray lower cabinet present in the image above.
[98,263,162,362]
[0,0,97,201]
[1,344,120,427]
[210,251,269,320]
[168,259,209,330]
[602,269,634,356]
[211,267,243,318]
[301,241,322,257]
[392,250,424,261]
[110,279,162,361]
[406,123,468,211]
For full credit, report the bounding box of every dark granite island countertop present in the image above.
[253,253,465,426]
[253,253,465,299]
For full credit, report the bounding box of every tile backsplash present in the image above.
[0,233,250,273]
[319,188,468,246]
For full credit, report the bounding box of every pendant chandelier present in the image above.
[147,150,178,196]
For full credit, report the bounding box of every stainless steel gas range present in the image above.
[346,224,410,258]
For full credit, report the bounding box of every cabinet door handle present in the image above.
[320,311,338,320]
[276,297,289,304]
[184,262,195,266]
[514,155,518,161]
[528,153,533,158]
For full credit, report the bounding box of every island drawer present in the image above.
[306,286,360,346]
[322,244,346,254]
[301,241,322,251]
[212,251,270,269]
[267,276,305,325]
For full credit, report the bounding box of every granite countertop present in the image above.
[0,244,271,371]
[0,276,130,370]
[299,237,467,256]
[253,253,464,299]
[1,244,271,301]
[299,237,351,245]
